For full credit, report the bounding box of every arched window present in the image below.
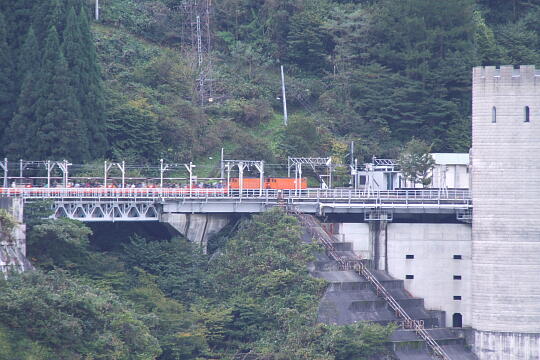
[492,106,497,123]
[524,106,530,122]
[452,313,463,328]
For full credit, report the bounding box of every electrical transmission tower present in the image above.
[179,0,214,106]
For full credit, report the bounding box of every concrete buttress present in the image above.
[160,213,230,252]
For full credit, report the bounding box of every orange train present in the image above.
[229,177,307,190]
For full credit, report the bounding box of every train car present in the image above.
[228,177,307,189]
[265,177,307,190]
[228,177,263,189]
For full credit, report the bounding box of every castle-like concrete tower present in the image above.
[471,65,540,359]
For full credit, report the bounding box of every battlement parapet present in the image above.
[473,65,540,84]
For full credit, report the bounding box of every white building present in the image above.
[431,153,470,189]
[358,153,470,191]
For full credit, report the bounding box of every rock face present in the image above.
[0,198,32,275]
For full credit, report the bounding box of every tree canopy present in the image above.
[1,1,105,162]
[398,138,436,187]
[3,208,393,359]
[2,0,539,164]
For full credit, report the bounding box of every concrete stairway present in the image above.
[312,251,443,329]
[305,230,477,360]
[390,329,477,360]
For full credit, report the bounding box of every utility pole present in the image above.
[350,141,354,168]
[220,148,224,179]
[104,161,108,188]
[160,159,166,189]
[184,162,195,194]
[280,65,288,126]
[95,0,99,21]
[1,158,7,188]
[350,141,355,187]
[354,158,358,190]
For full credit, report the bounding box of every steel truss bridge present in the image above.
[0,188,472,222]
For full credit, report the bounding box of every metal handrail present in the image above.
[0,187,471,204]
[295,213,451,360]
[351,261,450,360]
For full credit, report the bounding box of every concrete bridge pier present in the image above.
[370,221,388,271]
[160,213,231,252]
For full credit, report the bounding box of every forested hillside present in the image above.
[0,1,539,359]
[0,208,393,359]
[1,0,540,165]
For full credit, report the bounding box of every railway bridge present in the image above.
[0,186,472,250]
[2,187,472,221]
[0,185,474,360]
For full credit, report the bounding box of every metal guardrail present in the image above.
[2,187,470,222]
[0,187,471,203]
[351,261,451,360]
[296,213,451,360]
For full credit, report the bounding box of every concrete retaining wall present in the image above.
[473,330,540,360]
[337,223,371,259]
[337,221,472,328]
[386,223,472,328]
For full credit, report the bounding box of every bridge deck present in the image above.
[0,188,472,221]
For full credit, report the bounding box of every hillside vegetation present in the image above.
[0,1,539,358]
[0,209,393,359]
[2,0,540,166]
